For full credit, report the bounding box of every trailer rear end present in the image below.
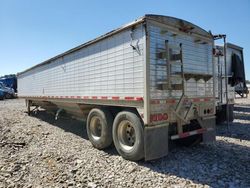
[144,16,215,159]
[214,43,247,123]
[18,15,216,161]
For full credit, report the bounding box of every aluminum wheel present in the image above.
[89,116,102,141]
[113,111,144,161]
[117,120,136,152]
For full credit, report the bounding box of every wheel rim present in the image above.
[117,120,136,152]
[89,116,102,141]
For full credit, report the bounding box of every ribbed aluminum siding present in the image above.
[18,25,145,98]
[148,24,214,99]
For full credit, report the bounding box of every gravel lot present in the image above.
[0,98,250,188]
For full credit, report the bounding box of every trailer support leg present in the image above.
[26,100,31,116]
[55,108,64,120]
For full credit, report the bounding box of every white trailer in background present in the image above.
[214,43,247,123]
[18,15,216,161]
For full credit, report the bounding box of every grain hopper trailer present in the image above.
[214,42,247,123]
[17,15,216,161]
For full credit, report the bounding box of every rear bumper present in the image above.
[143,116,216,160]
[171,127,214,140]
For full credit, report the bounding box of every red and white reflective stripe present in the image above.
[171,127,214,140]
[150,97,213,104]
[150,99,176,104]
[19,95,143,101]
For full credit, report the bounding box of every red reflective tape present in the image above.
[204,98,210,102]
[125,97,134,100]
[193,98,200,102]
[151,100,160,104]
[167,99,176,104]
[135,97,143,101]
[26,95,143,102]
[179,132,190,138]
[196,128,206,134]
[175,128,207,140]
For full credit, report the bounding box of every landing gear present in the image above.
[26,100,31,116]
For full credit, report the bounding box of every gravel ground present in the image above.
[0,99,250,188]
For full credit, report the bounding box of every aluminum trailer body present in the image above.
[214,43,246,122]
[18,15,216,161]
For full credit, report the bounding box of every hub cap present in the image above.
[89,116,102,141]
[117,120,136,151]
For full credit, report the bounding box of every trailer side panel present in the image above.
[18,25,145,100]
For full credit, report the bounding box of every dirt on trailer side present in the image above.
[0,98,250,187]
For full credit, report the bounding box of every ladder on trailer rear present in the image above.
[160,40,212,138]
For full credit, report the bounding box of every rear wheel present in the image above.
[112,111,144,161]
[86,108,113,149]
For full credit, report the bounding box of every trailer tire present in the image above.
[87,108,113,149]
[112,111,144,161]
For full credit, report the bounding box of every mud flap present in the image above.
[144,123,169,161]
[199,116,216,143]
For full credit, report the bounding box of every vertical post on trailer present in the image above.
[223,36,230,133]
[213,34,230,133]
[218,55,223,104]
[165,40,171,94]
[180,43,185,96]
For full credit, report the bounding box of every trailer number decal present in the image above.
[150,113,168,122]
